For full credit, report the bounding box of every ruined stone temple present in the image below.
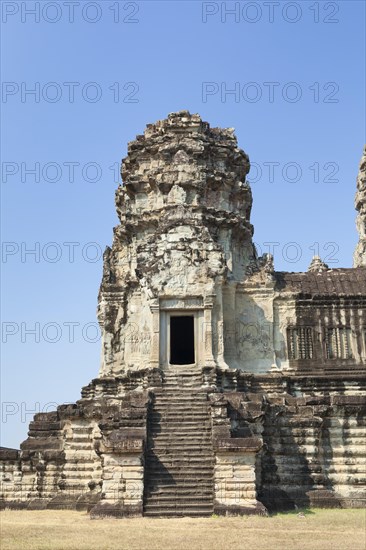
[1,112,365,517]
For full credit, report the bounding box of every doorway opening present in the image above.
[170,316,195,365]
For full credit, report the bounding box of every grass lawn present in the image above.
[0,509,365,550]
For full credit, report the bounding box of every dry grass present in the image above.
[0,509,365,550]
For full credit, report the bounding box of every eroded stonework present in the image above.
[1,112,365,517]
[98,111,255,377]
[354,146,366,267]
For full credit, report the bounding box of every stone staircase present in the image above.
[143,369,215,517]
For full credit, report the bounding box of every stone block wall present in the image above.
[1,115,365,516]
[0,375,152,515]
[213,370,366,511]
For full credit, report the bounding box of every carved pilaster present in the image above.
[204,294,216,367]
[150,301,160,368]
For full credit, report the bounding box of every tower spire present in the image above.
[353,146,366,267]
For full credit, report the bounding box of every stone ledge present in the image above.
[331,395,366,406]
[214,500,267,516]
[214,437,262,453]
[90,501,143,518]
[0,447,20,461]
[20,439,63,451]
[33,412,59,422]
[103,429,145,453]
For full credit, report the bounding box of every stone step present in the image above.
[150,404,210,410]
[150,412,210,417]
[146,483,214,491]
[146,455,215,473]
[147,458,214,467]
[144,500,214,509]
[153,402,208,407]
[149,423,211,430]
[149,426,211,433]
[146,469,214,478]
[149,416,210,422]
[150,410,210,416]
[153,404,208,410]
[162,378,204,383]
[149,439,213,448]
[162,377,203,380]
[146,467,214,476]
[150,448,213,456]
[153,406,208,412]
[148,451,214,465]
[148,442,212,450]
[153,393,209,399]
[148,449,214,456]
[145,379,214,516]
[153,395,208,401]
[160,391,206,396]
[149,436,213,444]
[149,433,212,441]
[149,437,213,445]
[64,436,94,443]
[145,494,214,502]
[148,447,213,453]
[145,494,213,504]
[162,376,203,380]
[146,482,214,492]
[146,473,214,481]
[161,389,205,393]
[149,420,211,428]
[154,387,207,392]
[163,374,202,378]
[150,415,210,421]
[144,494,213,502]
[150,411,210,418]
[146,459,215,468]
[153,400,208,406]
[147,448,215,461]
[149,428,212,435]
[147,450,213,458]
[143,505,214,517]
[161,386,205,391]
[151,409,210,415]
[147,472,214,481]
[144,511,213,518]
[149,434,212,442]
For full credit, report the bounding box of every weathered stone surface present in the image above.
[0,448,19,461]
[354,146,366,267]
[1,113,365,516]
[214,438,262,452]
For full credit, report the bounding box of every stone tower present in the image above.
[98,111,256,378]
[1,113,365,516]
[353,146,366,267]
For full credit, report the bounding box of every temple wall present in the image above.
[226,286,277,373]
[0,449,22,506]
[228,280,366,376]
[0,384,150,514]
[212,371,366,511]
[260,393,366,510]
[1,372,365,514]
[1,114,364,516]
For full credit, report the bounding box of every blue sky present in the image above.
[1,0,365,448]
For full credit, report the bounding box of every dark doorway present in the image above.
[170,316,195,365]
